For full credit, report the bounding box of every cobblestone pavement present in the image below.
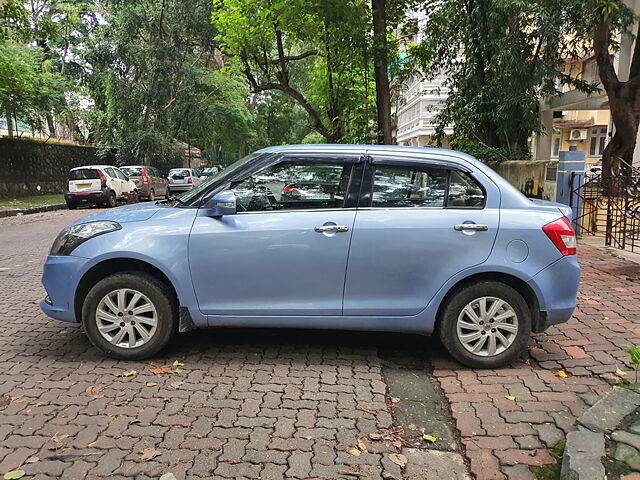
[0,210,463,480]
[0,209,636,480]
[432,245,640,479]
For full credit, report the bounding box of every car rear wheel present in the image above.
[438,281,531,368]
[66,202,77,210]
[148,189,155,202]
[105,190,116,208]
[81,272,178,360]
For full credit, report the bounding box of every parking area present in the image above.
[0,209,637,479]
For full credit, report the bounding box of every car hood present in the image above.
[73,202,162,225]
[529,198,573,219]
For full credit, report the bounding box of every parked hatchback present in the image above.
[120,166,168,201]
[42,146,580,368]
[65,165,137,209]
[167,168,201,195]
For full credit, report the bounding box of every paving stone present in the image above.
[402,448,470,479]
[578,387,640,433]
[614,443,639,462]
[613,431,640,451]
[560,428,605,480]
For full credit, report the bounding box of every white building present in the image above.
[395,9,453,147]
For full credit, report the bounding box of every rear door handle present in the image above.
[454,224,488,231]
[315,225,349,233]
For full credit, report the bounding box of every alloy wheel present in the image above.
[456,296,519,357]
[95,288,158,348]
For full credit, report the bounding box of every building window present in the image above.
[589,127,608,157]
[551,135,561,158]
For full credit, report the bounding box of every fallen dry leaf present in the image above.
[86,442,97,447]
[149,366,173,375]
[392,440,402,449]
[337,471,365,477]
[555,370,569,378]
[170,381,184,389]
[25,457,39,464]
[146,382,158,387]
[357,438,368,453]
[139,448,161,461]
[504,395,516,401]
[172,360,184,367]
[85,385,95,394]
[389,453,407,468]
[3,470,25,480]
[121,370,136,377]
[422,434,437,443]
[616,368,628,377]
[368,433,383,440]
[390,397,401,403]
[346,448,361,457]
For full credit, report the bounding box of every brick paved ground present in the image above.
[0,209,637,480]
[432,245,640,479]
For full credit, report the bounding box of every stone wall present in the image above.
[0,137,114,198]
[486,159,558,201]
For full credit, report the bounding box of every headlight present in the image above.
[50,221,121,256]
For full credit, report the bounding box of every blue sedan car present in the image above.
[41,145,580,368]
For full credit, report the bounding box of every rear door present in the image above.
[343,156,500,316]
[68,168,101,193]
[104,167,122,196]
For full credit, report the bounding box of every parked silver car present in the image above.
[167,168,202,195]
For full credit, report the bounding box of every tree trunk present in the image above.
[5,107,14,137]
[46,113,56,137]
[371,0,393,145]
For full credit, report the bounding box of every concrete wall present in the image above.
[0,137,114,198]
[486,160,558,201]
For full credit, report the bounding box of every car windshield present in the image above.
[169,169,191,177]
[69,169,100,180]
[172,153,262,206]
[121,167,143,177]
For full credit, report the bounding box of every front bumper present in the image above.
[40,255,89,322]
[528,255,581,326]
[64,189,107,205]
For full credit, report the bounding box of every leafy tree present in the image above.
[85,0,253,164]
[411,0,596,161]
[568,0,637,182]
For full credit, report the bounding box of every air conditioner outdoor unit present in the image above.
[569,129,588,141]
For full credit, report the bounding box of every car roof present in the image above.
[121,165,146,169]
[70,165,114,171]
[254,144,483,168]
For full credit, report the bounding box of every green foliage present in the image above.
[410,0,603,159]
[86,0,254,164]
[530,440,565,480]
[448,137,525,163]
[627,346,640,382]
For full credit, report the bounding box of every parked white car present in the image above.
[167,168,202,195]
[64,165,137,209]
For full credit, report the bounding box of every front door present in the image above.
[189,155,361,316]
[343,157,500,316]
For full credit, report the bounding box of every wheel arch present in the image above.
[74,258,178,323]
[434,272,543,334]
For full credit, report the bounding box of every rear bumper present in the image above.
[64,189,108,205]
[528,255,580,327]
[168,184,194,192]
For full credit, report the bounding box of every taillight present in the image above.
[142,170,150,183]
[283,185,297,193]
[187,177,193,184]
[98,170,107,188]
[542,217,576,256]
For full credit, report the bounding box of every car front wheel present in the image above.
[438,281,531,368]
[81,272,178,360]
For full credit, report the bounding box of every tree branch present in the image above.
[268,50,318,64]
[594,14,620,95]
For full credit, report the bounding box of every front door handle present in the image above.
[454,224,489,231]
[315,225,349,233]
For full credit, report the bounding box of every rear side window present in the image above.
[372,166,448,208]
[69,169,99,180]
[372,165,485,208]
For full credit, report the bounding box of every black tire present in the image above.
[438,281,531,368]
[66,202,77,210]
[106,190,117,208]
[81,272,178,360]
[148,189,155,202]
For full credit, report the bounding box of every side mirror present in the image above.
[206,189,237,217]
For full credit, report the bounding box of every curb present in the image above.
[0,203,67,218]
[560,386,640,479]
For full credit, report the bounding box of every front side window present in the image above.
[114,168,127,180]
[231,162,352,213]
[372,165,485,208]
